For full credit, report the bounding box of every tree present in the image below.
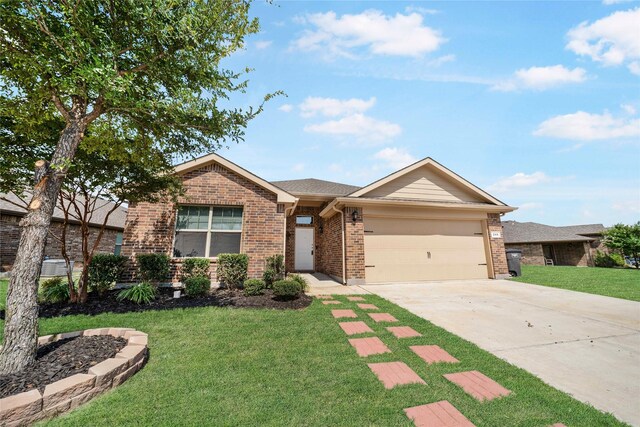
[0,0,270,374]
[603,222,640,268]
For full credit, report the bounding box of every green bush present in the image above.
[184,276,210,296]
[40,276,70,303]
[136,253,170,284]
[287,273,308,292]
[262,268,276,288]
[88,254,128,296]
[272,279,301,299]
[594,250,625,268]
[217,253,248,289]
[243,278,266,296]
[181,258,210,282]
[117,282,156,304]
[264,254,285,286]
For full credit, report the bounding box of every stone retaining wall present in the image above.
[0,328,148,427]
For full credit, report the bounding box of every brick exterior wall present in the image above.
[120,162,284,283]
[505,243,545,265]
[318,210,344,281]
[344,207,365,285]
[1,213,119,271]
[487,213,509,278]
[505,241,593,266]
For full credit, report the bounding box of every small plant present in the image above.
[243,278,266,296]
[136,253,171,285]
[594,250,625,268]
[264,254,285,285]
[272,279,301,299]
[117,282,156,304]
[287,273,308,292]
[184,276,210,296]
[217,253,249,289]
[88,254,128,297]
[181,258,210,282]
[263,268,276,288]
[40,276,70,303]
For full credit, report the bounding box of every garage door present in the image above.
[364,217,489,283]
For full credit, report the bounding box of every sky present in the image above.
[216,1,640,227]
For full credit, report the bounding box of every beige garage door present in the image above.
[364,217,489,283]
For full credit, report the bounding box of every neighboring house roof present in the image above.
[173,153,297,204]
[556,224,606,236]
[271,178,360,197]
[0,192,127,230]
[503,221,596,244]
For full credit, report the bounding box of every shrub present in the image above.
[272,279,301,299]
[136,253,170,284]
[243,278,266,296]
[594,250,625,268]
[117,282,156,304]
[217,254,248,289]
[40,276,70,303]
[88,254,128,296]
[184,276,210,296]
[610,253,625,267]
[287,273,308,292]
[181,258,210,282]
[264,254,285,285]
[263,268,276,288]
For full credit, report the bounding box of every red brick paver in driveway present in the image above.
[387,326,422,338]
[368,361,426,389]
[549,424,567,427]
[322,300,341,305]
[357,303,378,310]
[332,309,357,319]
[349,337,392,357]
[410,345,459,365]
[444,371,511,401]
[339,321,374,336]
[404,400,476,427]
[369,313,398,323]
[347,296,365,301]
[317,295,333,299]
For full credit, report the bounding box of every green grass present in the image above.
[0,295,626,426]
[510,264,640,302]
[0,278,7,309]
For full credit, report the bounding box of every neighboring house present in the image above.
[121,153,516,285]
[503,221,607,267]
[0,192,127,272]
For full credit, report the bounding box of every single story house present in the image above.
[121,153,516,285]
[0,192,127,272]
[503,221,607,267]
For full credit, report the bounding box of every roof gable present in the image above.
[349,157,506,206]
[271,178,360,197]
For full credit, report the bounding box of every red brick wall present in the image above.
[487,213,509,277]
[344,207,365,284]
[554,242,591,266]
[1,213,119,271]
[120,162,284,283]
[505,243,545,265]
[317,209,343,281]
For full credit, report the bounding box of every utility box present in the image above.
[41,259,73,277]
[505,249,522,277]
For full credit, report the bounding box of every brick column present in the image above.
[344,207,365,285]
[487,213,509,279]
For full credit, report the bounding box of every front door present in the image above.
[295,228,314,271]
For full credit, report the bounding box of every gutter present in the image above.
[331,204,346,285]
[282,198,299,269]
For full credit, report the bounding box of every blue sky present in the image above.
[217,1,639,227]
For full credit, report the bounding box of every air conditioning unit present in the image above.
[41,259,73,277]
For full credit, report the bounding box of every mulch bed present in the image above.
[0,335,127,399]
[0,288,312,319]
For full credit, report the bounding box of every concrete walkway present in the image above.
[301,273,368,295]
[362,279,640,426]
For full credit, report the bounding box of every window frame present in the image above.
[296,215,314,225]
[173,205,244,258]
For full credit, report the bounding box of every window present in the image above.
[114,232,123,255]
[296,215,313,225]
[173,206,243,258]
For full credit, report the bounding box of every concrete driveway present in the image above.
[361,279,640,426]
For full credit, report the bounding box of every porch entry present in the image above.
[294,227,314,271]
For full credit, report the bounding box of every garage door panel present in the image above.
[364,217,489,283]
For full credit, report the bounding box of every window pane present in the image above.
[177,206,209,230]
[211,207,243,231]
[209,232,241,257]
[296,216,313,225]
[115,232,123,245]
[173,231,207,257]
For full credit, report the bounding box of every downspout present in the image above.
[331,205,346,285]
[283,199,299,269]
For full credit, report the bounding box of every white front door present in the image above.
[294,228,314,271]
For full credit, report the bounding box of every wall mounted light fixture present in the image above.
[351,209,358,223]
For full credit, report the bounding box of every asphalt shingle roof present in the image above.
[271,178,360,197]
[502,221,600,244]
[555,224,606,235]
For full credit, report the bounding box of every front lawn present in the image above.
[0,295,625,426]
[510,265,640,302]
[0,278,7,309]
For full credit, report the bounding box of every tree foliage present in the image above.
[603,222,640,268]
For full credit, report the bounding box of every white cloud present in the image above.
[427,54,456,67]
[622,103,637,115]
[518,202,544,210]
[255,40,273,50]
[566,8,640,73]
[291,163,305,172]
[489,172,554,192]
[534,110,640,141]
[278,104,293,113]
[629,61,640,75]
[612,200,640,214]
[291,10,446,58]
[304,113,402,142]
[299,96,376,117]
[404,6,439,15]
[602,0,633,5]
[374,147,417,169]
[492,65,588,91]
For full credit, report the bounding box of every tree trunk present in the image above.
[0,120,86,374]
